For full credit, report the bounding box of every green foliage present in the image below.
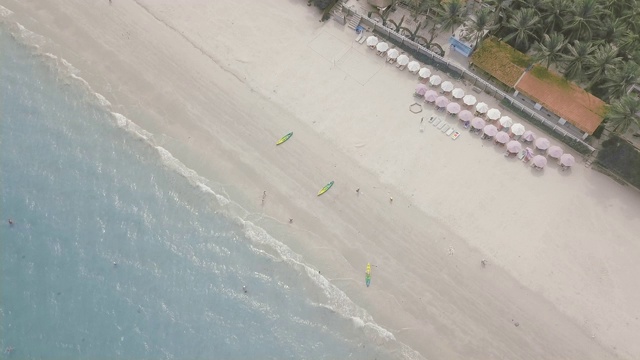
[560,40,594,81]
[531,32,567,69]
[467,8,498,47]
[604,95,640,134]
[592,124,605,139]
[597,136,640,189]
[436,0,465,34]
[503,8,541,51]
[472,37,530,87]
[530,66,571,89]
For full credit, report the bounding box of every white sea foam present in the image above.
[0,4,14,17]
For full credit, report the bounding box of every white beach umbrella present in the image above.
[407,61,420,72]
[510,123,525,136]
[366,36,379,47]
[440,81,454,92]
[487,108,501,120]
[376,42,389,52]
[396,54,410,66]
[463,94,477,106]
[419,67,431,79]
[499,116,513,128]
[429,75,442,86]
[451,88,465,99]
[476,102,489,114]
[387,48,400,59]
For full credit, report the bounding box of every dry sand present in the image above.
[2,0,640,359]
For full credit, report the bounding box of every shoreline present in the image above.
[2,0,639,359]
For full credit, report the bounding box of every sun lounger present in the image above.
[441,124,450,133]
[355,33,364,42]
[358,35,366,44]
[428,116,436,123]
[451,131,460,140]
[432,118,441,127]
[437,122,446,130]
[445,128,454,136]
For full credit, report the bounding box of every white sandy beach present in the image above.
[2,0,640,359]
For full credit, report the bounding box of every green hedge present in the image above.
[597,136,640,189]
[500,99,594,155]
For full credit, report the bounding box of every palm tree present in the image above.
[560,40,595,81]
[617,28,640,59]
[584,43,622,88]
[617,0,640,33]
[483,0,511,31]
[604,95,640,134]
[436,0,465,34]
[564,0,603,41]
[531,32,567,69]
[502,8,541,51]
[594,17,625,46]
[539,0,572,33]
[466,7,498,47]
[601,61,640,100]
[407,0,437,20]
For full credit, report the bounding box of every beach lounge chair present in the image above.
[432,118,442,127]
[441,124,450,133]
[445,128,454,136]
[358,35,367,44]
[437,122,446,130]
[428,116,436,123]
[355,33,364,42]
[451,131,460,140]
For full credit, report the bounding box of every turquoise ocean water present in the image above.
[0,24,415,359]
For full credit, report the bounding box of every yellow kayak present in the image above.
[317,181,334,196]
[276,132,293,145]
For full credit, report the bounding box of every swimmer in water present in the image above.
[243,286,247,294]
[8,219,14,226]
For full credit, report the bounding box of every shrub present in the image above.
[597,136,640,189]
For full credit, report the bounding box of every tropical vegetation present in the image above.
[313,0,640,134]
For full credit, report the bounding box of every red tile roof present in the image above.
[516,70,606,134]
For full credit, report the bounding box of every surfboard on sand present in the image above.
[365,263,371,287]
[317,181,334,196]
[276,132,293,145]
